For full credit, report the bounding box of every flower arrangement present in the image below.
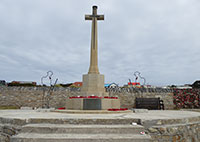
[108,108,128,111]
[69,96,118,99]
[173,89,200,109]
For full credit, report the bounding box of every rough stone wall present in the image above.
[0,86,81,108]
[148,122,200,142]
[0,86,174,109]
[0,124,21,142]
[108,88,174,110]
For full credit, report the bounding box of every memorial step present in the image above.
[11,133,151,142]
[27,118,140,125]
[21,124,145,134]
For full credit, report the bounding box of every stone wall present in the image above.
[146,118,200,142]
[0,86,174,109]
[0,124,21,142]
[107,87,174,109]
[0,86,81,109]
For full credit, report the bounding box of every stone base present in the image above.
[132,109,149,113]
[52,110,132,114]
[66,98,120,110]
[81,74,107,97]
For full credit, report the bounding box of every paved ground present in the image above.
[1,109,200,142]
[0,109,199,121]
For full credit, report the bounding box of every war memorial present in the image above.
[65,5,121,111]
[0,6,200,142]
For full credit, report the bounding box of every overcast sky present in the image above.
[0,0,200,86]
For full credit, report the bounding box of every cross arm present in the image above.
[97,15,104,20]
[85,15,104,20]
[85,15,93,20]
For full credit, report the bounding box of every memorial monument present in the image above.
[81,5,107,97]
[66,6,120,110]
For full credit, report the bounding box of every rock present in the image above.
[158,127,167,134]
[0,133,9,142]
[167,127,178,135]
[3,128,16,136]
[148,128,158,133]
[156,120,162,125]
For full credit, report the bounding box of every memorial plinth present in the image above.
[66,96,120,110]
[66,6,120,110]
[81,74,106,96]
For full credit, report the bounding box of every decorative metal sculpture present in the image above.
[134,71,146,86]
[41,71,53,86]
[41,71,58,108]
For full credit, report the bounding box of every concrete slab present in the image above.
[0,110,200,126]
[21,124,144,134]
[132,109,149,113]
[0,110,200,120]
[11,133,151,142]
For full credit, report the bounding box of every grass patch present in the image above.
[0,106,19,109]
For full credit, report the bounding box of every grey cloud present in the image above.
[0,0,200,86]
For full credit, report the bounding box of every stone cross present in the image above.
[85,6,104,74]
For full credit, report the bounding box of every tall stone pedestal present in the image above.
[81,74,108,97]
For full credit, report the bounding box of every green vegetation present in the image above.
[7,83,36,87]
[0,106,19,109]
